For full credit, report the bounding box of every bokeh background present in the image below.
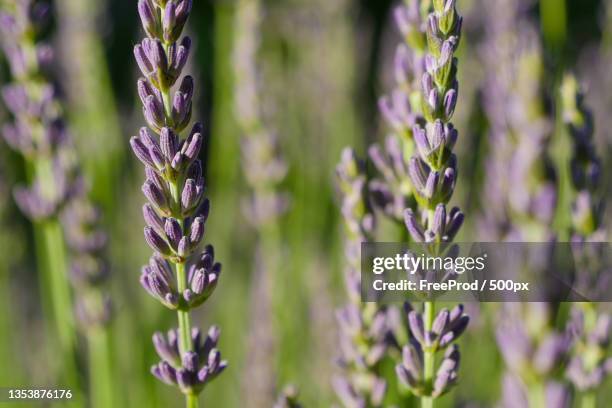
[1,0,611,406]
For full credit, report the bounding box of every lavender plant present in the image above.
[560,75,603,241]
[496,304,572,407]
[0,1,113,405]
[233,0,288,404]
[132,1,226,406]
[478,0,556,241]
[333,148,391,407]
[0,0,80,389]
[0,0,76,376]
[477,1,572,405]
[371,0,427,222]
[56,0,123,211]
[233,0,288,227]
[63,191,114,408]
[561,75,612,407]
[389,1,469,407]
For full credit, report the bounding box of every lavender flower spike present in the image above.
[396,303,469,398]
[232,0,289,405]
[333,149,393,407]
[392,1,467,407]
[561,75,611,402]
[1,2,114,405]
[0,0,112,332]
[371,0,427,222]
[132,0,225,405]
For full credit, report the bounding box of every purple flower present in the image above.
[334,148,392,407]
[131,0,225,399]
[0,0,112,330]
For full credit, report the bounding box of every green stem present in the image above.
[176,261,198,408]
[581,392,596,408]
[186,394,199,408]
[422,301,435,408]
[39,220,83,407]
[88,326,114,408]
[169,175,198,408]
[41,220,75,351]
[527,382,546,408]
[175,262,192,356]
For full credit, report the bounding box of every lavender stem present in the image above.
[581,393,596,408]
[41,219,75,353]
[423,301,435,408]
[168,177,193,359]
[176,262,192,355]
[88,327,113,408]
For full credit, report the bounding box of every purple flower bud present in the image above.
[431,204,446,236]
[545,382,571,408]
[408,157,427,192]
[164,218,183,249]
[182,351,199,372]
[144,227,172,256]
[138,0,159,38]
[143,203,165,235]
[404,208,425,242]
[149,144,166,170]
[139,126,158,148]
[162,1,177,43]
[181,179,198,211]
[182,131,202,162]
[176,368,194,389]
[160,127,179,160]
[189,216,205,246]
[153,332,180,367]
[443,88,457,120]
[145,165,165,190]
[131,136,156,168]
[408,310,426,345]
[175,0,192,30]
[134,43,154,77]
[396,364,420,390]
[152,361,177,385]
[424,171,439,200]
[143,95,166,133]
[142,179,169,213]
[168,36,191,81]
[432,307,449,336]
[177,236,189,258]
[402,344,423,380]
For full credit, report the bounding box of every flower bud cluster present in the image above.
[394,1,468,401]
[478,0,557,241]
[0,0,79,220]
[1,0,112,330]
[497,303,573,405]
[233,0,289,226]
[372,0,427,222]
[63,198,112,328]
[560,75,603,238]
[566,306,612,391]
[151,326,227,395]
[396,303,468,397]
[333,148,395,407]
[405,0,462,224]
